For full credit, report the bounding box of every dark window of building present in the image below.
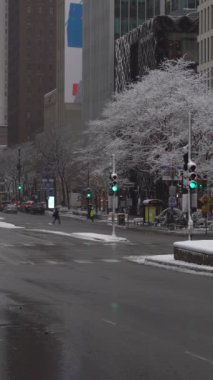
[155,0,160,15]
[147,0,154,18]
[188,0,196,8]
[130,0,137,29]
[165,0,171,14]
[138,0,145,25]
[121,0,129,35]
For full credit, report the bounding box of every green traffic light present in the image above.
[189,181,197,190]
[112,184,118,192]
[198,183,203,189]
[17,185,22,190]
[86,193,91,198]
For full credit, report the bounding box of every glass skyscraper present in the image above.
[114,0,198,38]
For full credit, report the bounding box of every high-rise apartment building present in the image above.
[83,0,198,122]
[8,0,56,146]
[0,0,8,145]
[198,0,213,87]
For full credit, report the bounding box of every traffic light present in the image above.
[111,173,118,193]
[17,184,22,190]
[86,188,92,199]
[188,160,197,190]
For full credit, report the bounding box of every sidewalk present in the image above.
[58,209,213,236]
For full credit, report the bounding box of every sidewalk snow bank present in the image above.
[174,240,213,255]
[29,229,128,243]
[174,240,213,267]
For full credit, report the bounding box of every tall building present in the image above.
[54,0,84,143]
[8,0,57,146]
[83,0,199,122]
[197,0,213,87]
[0,0,8,145]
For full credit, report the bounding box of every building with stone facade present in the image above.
[197,0,213,87]
[0,0,8,145]
[8,0,57,146]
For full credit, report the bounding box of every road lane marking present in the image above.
[73,259,93,264]
[102,319,117,326]
[185,350,213,365]
[101,259,121,263]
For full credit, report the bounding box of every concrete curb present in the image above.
[144,257,213,274]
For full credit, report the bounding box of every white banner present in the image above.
[64,0,83,103]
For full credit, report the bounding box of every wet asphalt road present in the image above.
[0,212,212,379]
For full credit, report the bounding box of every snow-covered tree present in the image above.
[84,59,213,183]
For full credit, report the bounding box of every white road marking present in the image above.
[185,350,213,365]
[23,243,35,247]
[101,259,121,263]
[102,319,117,326]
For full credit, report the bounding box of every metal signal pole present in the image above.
[112,154,116,237]
[188,112,193,240]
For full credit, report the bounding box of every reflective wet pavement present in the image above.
[0,213,212,379]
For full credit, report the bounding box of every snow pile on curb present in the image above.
[174,240,213,255]
[71,233,128,242]
[29,229,128,242]
[0,221,24,229]
[174,240,213,266]
[124,254,213,275]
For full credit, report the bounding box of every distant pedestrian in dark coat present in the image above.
[52,207,61,224]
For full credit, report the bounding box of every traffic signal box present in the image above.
[86,188,92,199]
[188,160,197,190]
[110,173,118,193]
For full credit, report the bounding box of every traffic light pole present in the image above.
[17,148,21,201]
[188,112,193,240]
[112,154,116,237]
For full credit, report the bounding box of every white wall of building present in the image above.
[0,0,8,127]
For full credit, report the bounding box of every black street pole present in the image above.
[87,163,90,218]
[17,148,21,201]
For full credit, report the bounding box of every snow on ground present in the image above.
[0,221,23,229]
[29,229,128,242]
[124,254,213,276]
[174,240,213,254]
[71,233,127,242]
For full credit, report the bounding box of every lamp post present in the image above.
[17,148,21,201]
[188,112,193,240]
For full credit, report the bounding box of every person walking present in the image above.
[52,207,61,224]
[89,206,96,223]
